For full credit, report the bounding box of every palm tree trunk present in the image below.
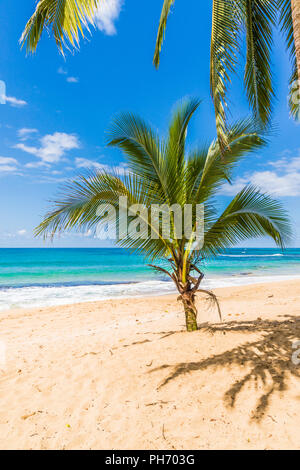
[181,292,198,332]
[292,0,300,79]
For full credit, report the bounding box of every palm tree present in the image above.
[35,99,291,332]
[153,1,300,149]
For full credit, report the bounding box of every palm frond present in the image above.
[165,98,201,204]
[35,171,173,260]
[198,288,222,321]
[210,0,240,152]
[187,118,266,204]
[20,0,99,54]
[243,0,276,125]
[166,98,201,167]
[153,0,176,68]
[203,185,292,257]
[279,0,300,120]
[106,112,167,194]
[279,0,295,53]
[35,171,127,237]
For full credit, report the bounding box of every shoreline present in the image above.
[1,274,300,312]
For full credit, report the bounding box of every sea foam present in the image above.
[1,274,300,311]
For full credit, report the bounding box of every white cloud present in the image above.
[15,132,80,164]
[0,165,19,173]
[75,157,106,170]
[94,0,123,35]
[25,161,49,169]
[66,77,79,83]
[268,150,300,173]
[57,67,79,83]
[222,150,300,197]
[35,175,71,184]
[222,172,300,197]
[0,156,19,174]
[251,171,300,197]
[18,128,38,141]
[0,232,16,239]
[57,67,67,75]
[75,157,128,174]
[17,229,27,236]
[4,96,27,107]
[0,156,18,165]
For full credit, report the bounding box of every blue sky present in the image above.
[0,0,299,248]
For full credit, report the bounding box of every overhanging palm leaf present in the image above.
[153,0,176,68]
[153,0,299,147]
[20,0,99,53]
[210,0,240,152]
[243,0,276,124]
[279,0,300,120]
[35,98,291,331]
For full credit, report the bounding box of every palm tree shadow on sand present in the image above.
[150,315,300,421]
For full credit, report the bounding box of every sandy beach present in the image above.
[0,279,300,450]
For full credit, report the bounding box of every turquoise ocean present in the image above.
[1,247,300,310]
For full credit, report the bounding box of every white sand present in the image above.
[0,279,300,449]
